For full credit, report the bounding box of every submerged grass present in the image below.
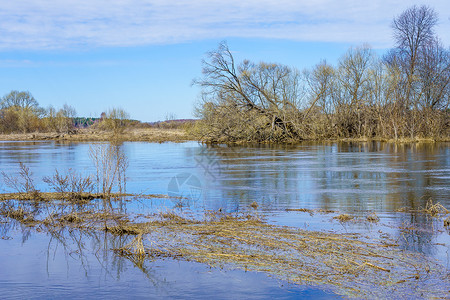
[1,194,449,298]
[117,212,449,298]
[0,192,133,202]
[420,198,449,217]
[366,212,380,223]
[396,198,449,217]
[444,216,450,227]
[332,213,354,222]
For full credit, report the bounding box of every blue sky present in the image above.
[0,0,449,122]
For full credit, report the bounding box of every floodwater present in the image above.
[0,141,449,299]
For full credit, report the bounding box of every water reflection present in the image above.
[0,214,334,299]
[3,140,446,214]
[0,218,173,294]
[192,142,449,214]
[0,140,449,296]
[1,140,448,221]
[189,142,449,266]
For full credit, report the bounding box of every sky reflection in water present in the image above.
[0,141,448,298]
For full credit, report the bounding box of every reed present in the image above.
[420,198,449,216]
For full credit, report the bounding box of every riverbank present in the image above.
[0,128,448,144]
[0,128,195,143]
[200,136,450,145]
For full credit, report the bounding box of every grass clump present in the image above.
[59,213,83,224]
[106,225,141,236]
[158,212,196,225]
[444,216,450,227]
[333,213,354,222]
[286,208,336,215]
[4,206,26,221]
[286,208,313,213]
[366,212,380,223]
[420,198,449,217]
[114,234,146,257]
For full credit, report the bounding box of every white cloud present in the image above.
[0,0,449,50]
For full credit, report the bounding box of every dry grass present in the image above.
[122,212,448,299]
[286,208,337,215]
[0,192,132,202]
[0,127,194,142]
[286,208,313,213]
[396,199,450,217]
[396,207,409,212]
[105,224,142,235]
[250,201,258,209]
[444,216,450,227]
[420,198,449,217]
[332,214,354,222]
[116,234,146,256]
[4,206,26,220]
[1,195,449,298]
[317,209,337,214]
[366,212,380,223]
[58,212,83,224]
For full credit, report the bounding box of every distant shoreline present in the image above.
[0,128,195,143]
[0,128,448,144]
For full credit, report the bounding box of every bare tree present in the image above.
[390,5,439,138]
[304,61,335,117]
[391,5,438,103]
[416,39,450,110]
[194,41,303,141]
[89,143,128,195]
[335,45,375,137]
[392,5,438,69]
[100,108,130,136]
[192,7,448,142]
[0,90,39,110]
[302,61,336,137]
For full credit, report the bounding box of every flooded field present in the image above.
[0,141,449,299]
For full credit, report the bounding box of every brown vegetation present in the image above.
[0,91,195,142]
[0,127,194,142]
[0,91,77,134]
[193,6,449,143]
[420,198,449,216]
[366,212,380,223]
[332,214,354,222]
[396,198,450,217]
[444,216,450,227]
[0,196,449,298]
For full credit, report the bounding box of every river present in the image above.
[0,141,449,299]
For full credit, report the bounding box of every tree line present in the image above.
[0,90,77,134]
[0,90,130,135]
[193,5,449,142]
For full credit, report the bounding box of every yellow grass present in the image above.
[0,127,194,142]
